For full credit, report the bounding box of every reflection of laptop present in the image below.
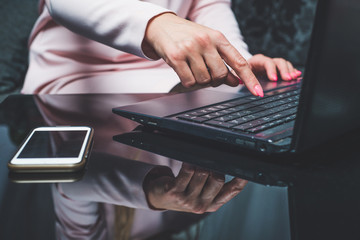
[113,0,360,154]
[113,128,295,186]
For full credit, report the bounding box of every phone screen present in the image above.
[18,130,87,158]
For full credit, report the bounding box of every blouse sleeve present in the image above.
[44,0,173,58]
[187,0,252,60]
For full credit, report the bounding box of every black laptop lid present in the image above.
[294,0,360,151]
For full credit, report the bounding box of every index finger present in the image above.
[217,39,264,97]
[208,178,248,212]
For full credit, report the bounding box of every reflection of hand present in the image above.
[143,13,264,97]
[247,54,302,81]
[143,163,248,214]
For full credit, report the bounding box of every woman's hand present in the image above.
[143,163,247,214]
[247,54,302,81]
[143,13,302,97]
[143,13,264,97]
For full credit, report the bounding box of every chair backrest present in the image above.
[0,0,38,94]
[232,0,317,68]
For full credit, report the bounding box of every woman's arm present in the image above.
[188,0,252,60]
[44,0,173,58]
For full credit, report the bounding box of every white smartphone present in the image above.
[8,126,94,173]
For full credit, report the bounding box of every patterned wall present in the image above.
[232,0,318,67]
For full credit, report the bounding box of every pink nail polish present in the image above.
[291,72,297,79]
[254,85,264,97]
[296,70,302,76]
[272,74,278,81]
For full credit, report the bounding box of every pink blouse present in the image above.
[22,0,251,94]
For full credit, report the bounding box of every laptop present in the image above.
[113,0,360,154]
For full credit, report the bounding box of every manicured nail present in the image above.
[286,73,292,80]
[237,77,244,84]
[272,74,278,81]
[254,84,264,97]
[296,70,302,76]
[291,72,297,79]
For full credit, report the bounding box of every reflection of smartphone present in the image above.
[8,126,94,173]
[8,170,86,183]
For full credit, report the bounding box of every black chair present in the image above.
[0,0,38,101]
[232,0,317,68]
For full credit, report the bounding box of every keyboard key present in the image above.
[205,120,235,129]
[177,115,208,123]
[213,114,238,122]
[213,104,228,110]
[231,115,257,125]
[218,109,234,115]
[204,107,218,112]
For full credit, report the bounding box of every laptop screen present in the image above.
[294,0,360,151]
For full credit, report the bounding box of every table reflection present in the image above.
[33,94,289,240]
[52,151,252,239]
[1,94,290,240]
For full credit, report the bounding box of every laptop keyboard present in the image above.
[176,85,300,134]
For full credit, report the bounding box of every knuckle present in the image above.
[181,198,193,208]
[167,190,178,199]
[213,69,228,81]
[213,176,225,184]
[166,51,185,64]
[234,57,248,69]
[182,80,195,88]
[274,57,285,64]
[182,164,196,174]
[181,39,195,51]
[194,32,212,48]
[192,203,207,214]
[194,210,205,214]
[195,169,209,178]
[254,53,265,59]
[199,78,211,84]
[230,185,244,193]
[212,30,225,41]
[176,195,187,205]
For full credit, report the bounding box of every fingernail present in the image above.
[296,70,302,76]
[237,77,244,84]
[291,72,297,79]
[254,85,264,97]
[272,74,278,81]
[286,73,292,80]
